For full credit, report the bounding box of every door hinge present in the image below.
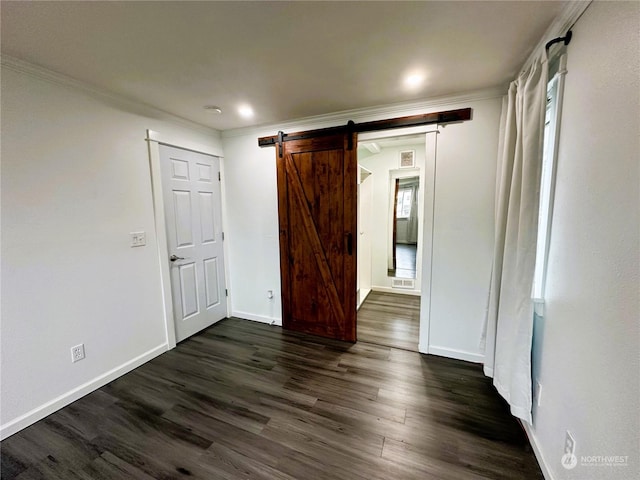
[225,289,228,297]
[222,232,225,241]
[218,171,221,181]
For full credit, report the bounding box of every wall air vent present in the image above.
[392,278,415,289]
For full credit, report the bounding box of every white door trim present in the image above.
[418,130,438,355]
[358,126,437,354]
[146,129,229,349]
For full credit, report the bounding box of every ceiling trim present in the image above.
[222,86,506,139]
[0,54,220,136]
[519,0,592,73]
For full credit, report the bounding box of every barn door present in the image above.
[276,132,357,342]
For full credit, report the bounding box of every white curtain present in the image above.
[481,53,548,424]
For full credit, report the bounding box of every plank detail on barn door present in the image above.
[284,156,345,330]
[276,133,357,342]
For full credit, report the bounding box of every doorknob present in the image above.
[170,254,185,262]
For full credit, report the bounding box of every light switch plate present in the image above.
[130,231,146,247]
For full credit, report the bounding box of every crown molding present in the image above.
[519,0,592,72]
[221,86,506,139]
[0,54,220,136]
[556,0,592,34]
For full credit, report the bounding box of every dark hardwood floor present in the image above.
[1,318,543,480]
[358,291,420,351]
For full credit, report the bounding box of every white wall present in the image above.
[0,65,222,438]
[222,96,502,362]
[219,134,283,324]
[527,2,640,479]
[428,99,501,361]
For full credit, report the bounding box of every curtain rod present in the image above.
[545,31,572,52]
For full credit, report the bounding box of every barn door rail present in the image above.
[258,108,472,156]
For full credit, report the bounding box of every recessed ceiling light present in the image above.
[404,72,425,89]
[203,105,222,114]
[238,105,254,119]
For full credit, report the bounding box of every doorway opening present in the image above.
[356,131,429,351]
[146,130,229,349]
[259,108,465,348]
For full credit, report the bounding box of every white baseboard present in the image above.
[232,310,282,326]
[522,422,554,480]
[424,345,484,363]
[371,286,421,296]
[0,343,168,440]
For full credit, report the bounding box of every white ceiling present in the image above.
[1,1,567,131]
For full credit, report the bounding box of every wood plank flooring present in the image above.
[1,318,543,480]
[358,291,420,351]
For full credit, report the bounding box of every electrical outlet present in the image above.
[535,381,543,406]
[564,430,576,456]
[71,344,85,363]
[130,231,146,247]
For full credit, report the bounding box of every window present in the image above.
[396,187,413,219]
[533,53,567,302]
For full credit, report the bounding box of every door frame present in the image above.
[358,126,438,354]
[259,110,469,352]
[146,129,229,349]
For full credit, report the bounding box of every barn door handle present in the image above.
[345,233,353,255]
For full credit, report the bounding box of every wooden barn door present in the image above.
[276,132,357,342]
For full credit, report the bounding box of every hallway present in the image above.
[357,291,420,351]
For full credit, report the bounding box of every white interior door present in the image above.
[159,145,227,342]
